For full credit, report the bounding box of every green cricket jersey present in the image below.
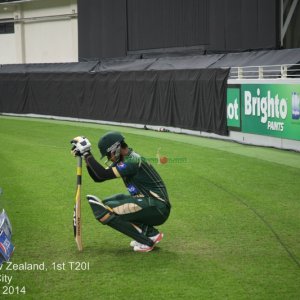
[111,149,170,207]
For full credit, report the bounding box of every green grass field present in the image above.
[0,116,300,299]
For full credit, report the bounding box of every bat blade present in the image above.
[73,156,83,251]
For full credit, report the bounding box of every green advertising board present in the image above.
[227,84,300,141]
[227,87,241,129]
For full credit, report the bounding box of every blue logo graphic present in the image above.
[117,162,127,170]
[0,230,14,263]
[127,184,138,195]
[292,92,300,120]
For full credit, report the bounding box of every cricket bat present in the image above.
[73,155,83,251]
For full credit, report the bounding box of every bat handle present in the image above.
[77,156,82,184]
[77,155,82,168]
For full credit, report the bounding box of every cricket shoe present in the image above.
[130,232,164,248]
[133,243,155,252]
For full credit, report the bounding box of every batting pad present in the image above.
[87,195,154,247]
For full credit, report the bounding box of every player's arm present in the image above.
[84,153,116,182]
[70,136,117,182]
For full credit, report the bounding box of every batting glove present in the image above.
[70,136,91,157]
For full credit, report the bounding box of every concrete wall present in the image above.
[0,0,77,64]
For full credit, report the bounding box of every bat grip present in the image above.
[77,155,82,168]
[77,156,82,184]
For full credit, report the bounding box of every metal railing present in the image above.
[229,64,300,79]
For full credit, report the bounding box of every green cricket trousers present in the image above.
[103,194,170,237]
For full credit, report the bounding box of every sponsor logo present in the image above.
[228,84,300,141]
[244,89,288,125]
[292,92,300,120]
[117,162,127,170]
[242,88,291,133]
[227,98,239,120]
[127,184,138,195]
[227,87,241,129]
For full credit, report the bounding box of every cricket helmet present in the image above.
[98,131,125,159]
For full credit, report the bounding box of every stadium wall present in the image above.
[1,74,300,152]
[78,0,278,60]
[1,64,300,151]
[0,0,77,64]
[0,68,230,136]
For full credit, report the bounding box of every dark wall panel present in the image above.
[127,0,208,51]
[78,0,127,59]
[78,0,278,59]
[208,0,278,51]
[257,0,278,48]
[241,0,259,48]
[285,1,300,48]
[225,0,243,50]
[207,0,225,51]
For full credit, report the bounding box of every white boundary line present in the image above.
[0,112,229,139]
[1,112,300,152]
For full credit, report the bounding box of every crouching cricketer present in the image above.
[70,132,171,252]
